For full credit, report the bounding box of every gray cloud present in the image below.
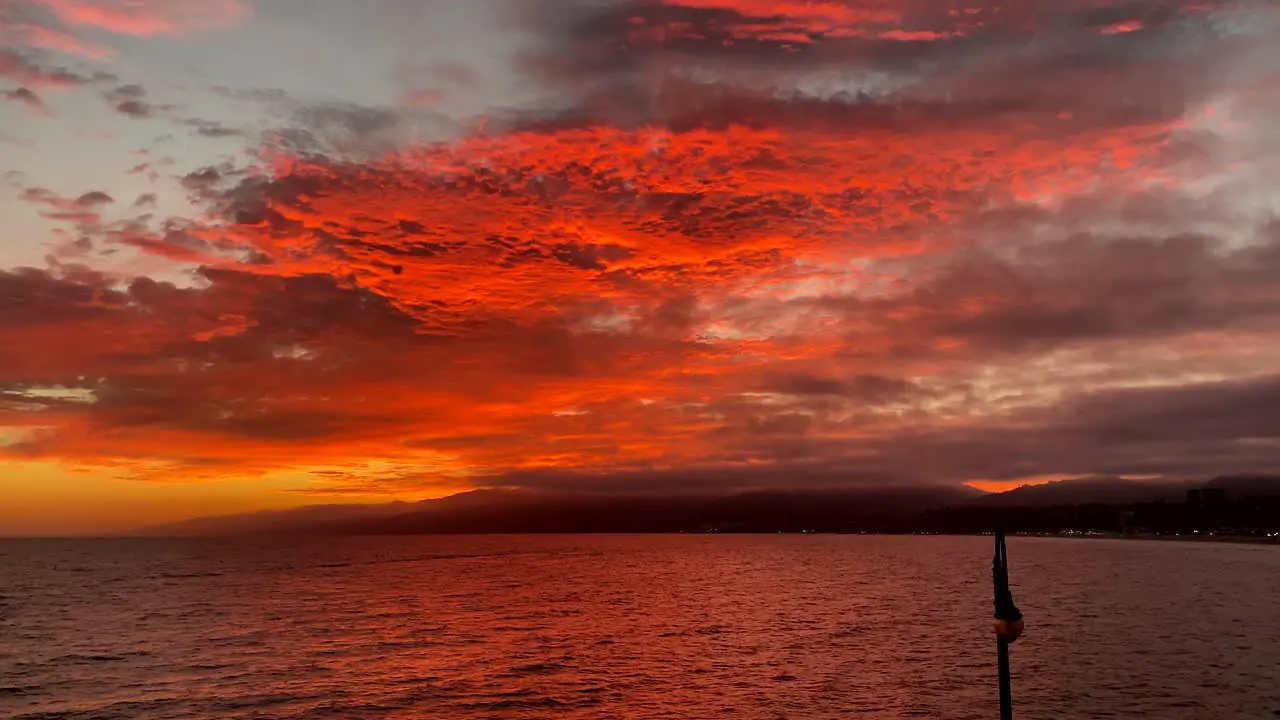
[0,49,114,87]
[195,122,242,138]
[763,373,924,404]
[2,86,44,109]
[75,191,114,206]
[103,84,165,118]
[510,0,1260,140]
[483,370,1280,490]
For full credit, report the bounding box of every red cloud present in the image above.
[0,21,113,59]
[31,0,250,36]
[3,0,1276,497]
[0,99,1192,486]
[615,0,1229,49]
[652,0,909,41]
[0,49,89,88]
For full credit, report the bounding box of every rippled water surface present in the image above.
[2,536,1278,719]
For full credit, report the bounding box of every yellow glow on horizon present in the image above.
[0,462,414,536]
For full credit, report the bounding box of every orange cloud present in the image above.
[1099,19,1145,35]
[0,101,1204,489]
[4,0,1278,505]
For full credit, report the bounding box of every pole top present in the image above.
[993,529,1023,641]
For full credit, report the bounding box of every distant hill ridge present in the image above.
[132,475,1280,537]
[138,486,982,536]
[970,475,1280,508]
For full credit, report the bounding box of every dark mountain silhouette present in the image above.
[923,475,1280,537]
[968,476,1189,508]
[132,475,1280,537]
[342,486,985,535]
[136,486,982,536]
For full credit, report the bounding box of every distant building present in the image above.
[1119,511,1136,536]
[1186,487,1228,509]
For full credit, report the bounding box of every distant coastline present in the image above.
[1018,531,1279,546]
[3,530,1279,544]
[103,475,1280,539]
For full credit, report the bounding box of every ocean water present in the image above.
[1,535,1278,720]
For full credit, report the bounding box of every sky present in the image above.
[2,0,1280,535]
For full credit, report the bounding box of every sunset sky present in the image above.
[2,0,1279,535]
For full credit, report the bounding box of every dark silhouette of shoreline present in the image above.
[130,475,1280,540]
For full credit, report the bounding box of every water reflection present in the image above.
[1,536,1277,719]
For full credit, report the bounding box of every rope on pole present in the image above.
[992,528,1023,720]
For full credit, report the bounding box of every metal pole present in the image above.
[992,528,1021,720]
[997,638,1013,720]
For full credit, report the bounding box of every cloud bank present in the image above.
[2,0,1279,500]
